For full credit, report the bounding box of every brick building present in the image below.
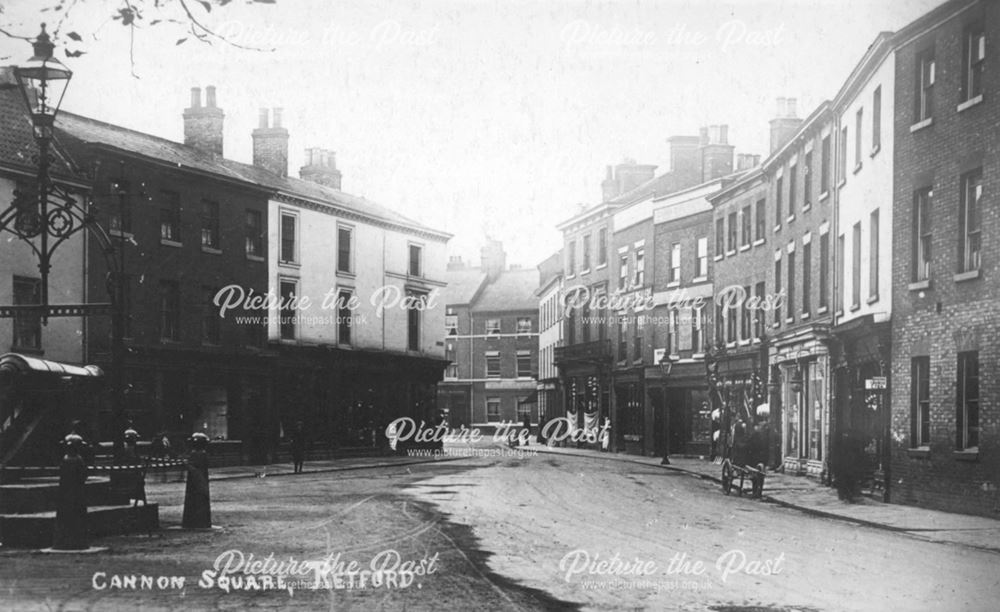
[55,89,275,453]
[764,99,837,478]
[47,86,450,461]
[705,163,774,465]
[438,241,539,431]
[890,0,999,516]
[651,174,739,457]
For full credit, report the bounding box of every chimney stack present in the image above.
[299,147,343,190]
[480,239,507,281]
[667,135,701,187]
[601,165,617,202]
[698,123,735,182]
[736,153,761,171]
[769,96,803,153]
[252,107,290,178]
[183,85,224,156]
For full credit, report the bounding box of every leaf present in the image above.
[198,0,212,11]
[176,38,188,45]
[65,49,85,58]
[66,31,81,41]
[150,19,161,26]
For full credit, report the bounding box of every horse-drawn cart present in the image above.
[721,459,765,498]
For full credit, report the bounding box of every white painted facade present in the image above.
[0,174,86,364]
[267,195,449,358]
[537,274,563,383]
[836,48,895,324]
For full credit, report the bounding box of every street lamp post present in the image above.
[658,353,672,465]
[12,24,73,315]
[8,25,126,456]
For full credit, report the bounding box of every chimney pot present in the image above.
[183,86,223,155]
[787,98,797,118]
[273,107,283,128]
[776,97,787,117]
[258,108,269,129]
[719,124,729,144]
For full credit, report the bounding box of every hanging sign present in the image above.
[865,376,887,390]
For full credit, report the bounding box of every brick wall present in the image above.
[890,0,1000,517]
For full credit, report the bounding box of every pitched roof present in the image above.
[442,268,488,306]
[474,268,540,312]
[53,110,449,239]
[0,82,80,182]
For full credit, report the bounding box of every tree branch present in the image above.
[176,0,274,51]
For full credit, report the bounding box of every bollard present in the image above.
[182,432,211,529]
[52,433,89,550]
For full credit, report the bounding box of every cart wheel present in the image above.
[721,460,733,495]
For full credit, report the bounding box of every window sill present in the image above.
[160,239,183,248]
[201,246,222,255]
[909,117,933,133]
[337,269,357,280]
[632,359,644,366]
[954,269,980,283]
[906,447,930,459]
[565,274,576,280]
[801,312,810,320]
[954,449,979,462]
[753,238,765,247]
[713,254,724,262]
[772,322,781,329]
[853,162,863,175]
[786,214,796,224]
[692,352,705,360]
[867,294,879,305]
[836,179,846,189]
[957,94,983,113]
[802,204,812,214]
[691,276,708,285]
[595,263,608,271]
[666,281,680,289]
[908,280,931,291]
[739,244,751,252]
[246,254,265,263]
[870,144,881,159]
[725,250,736,257]
[817,306,828,315]
[580,269,591,276]
[738,339,751,347]
[819,191,829,203]
[110,229,134,240]
[835,310,844,317]
[726,342,738,349]
[849,304,861,312]
[278,260,301,269]
[785,317,795,324]
[774,224,782,234]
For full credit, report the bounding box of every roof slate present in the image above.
[52,110,447,237]
[441,268,488,305]
[473,268,541,312]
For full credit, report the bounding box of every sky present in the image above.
[0,0,944,269]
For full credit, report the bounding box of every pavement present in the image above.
[187,442,1000,554]
[522,442,1000,554]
